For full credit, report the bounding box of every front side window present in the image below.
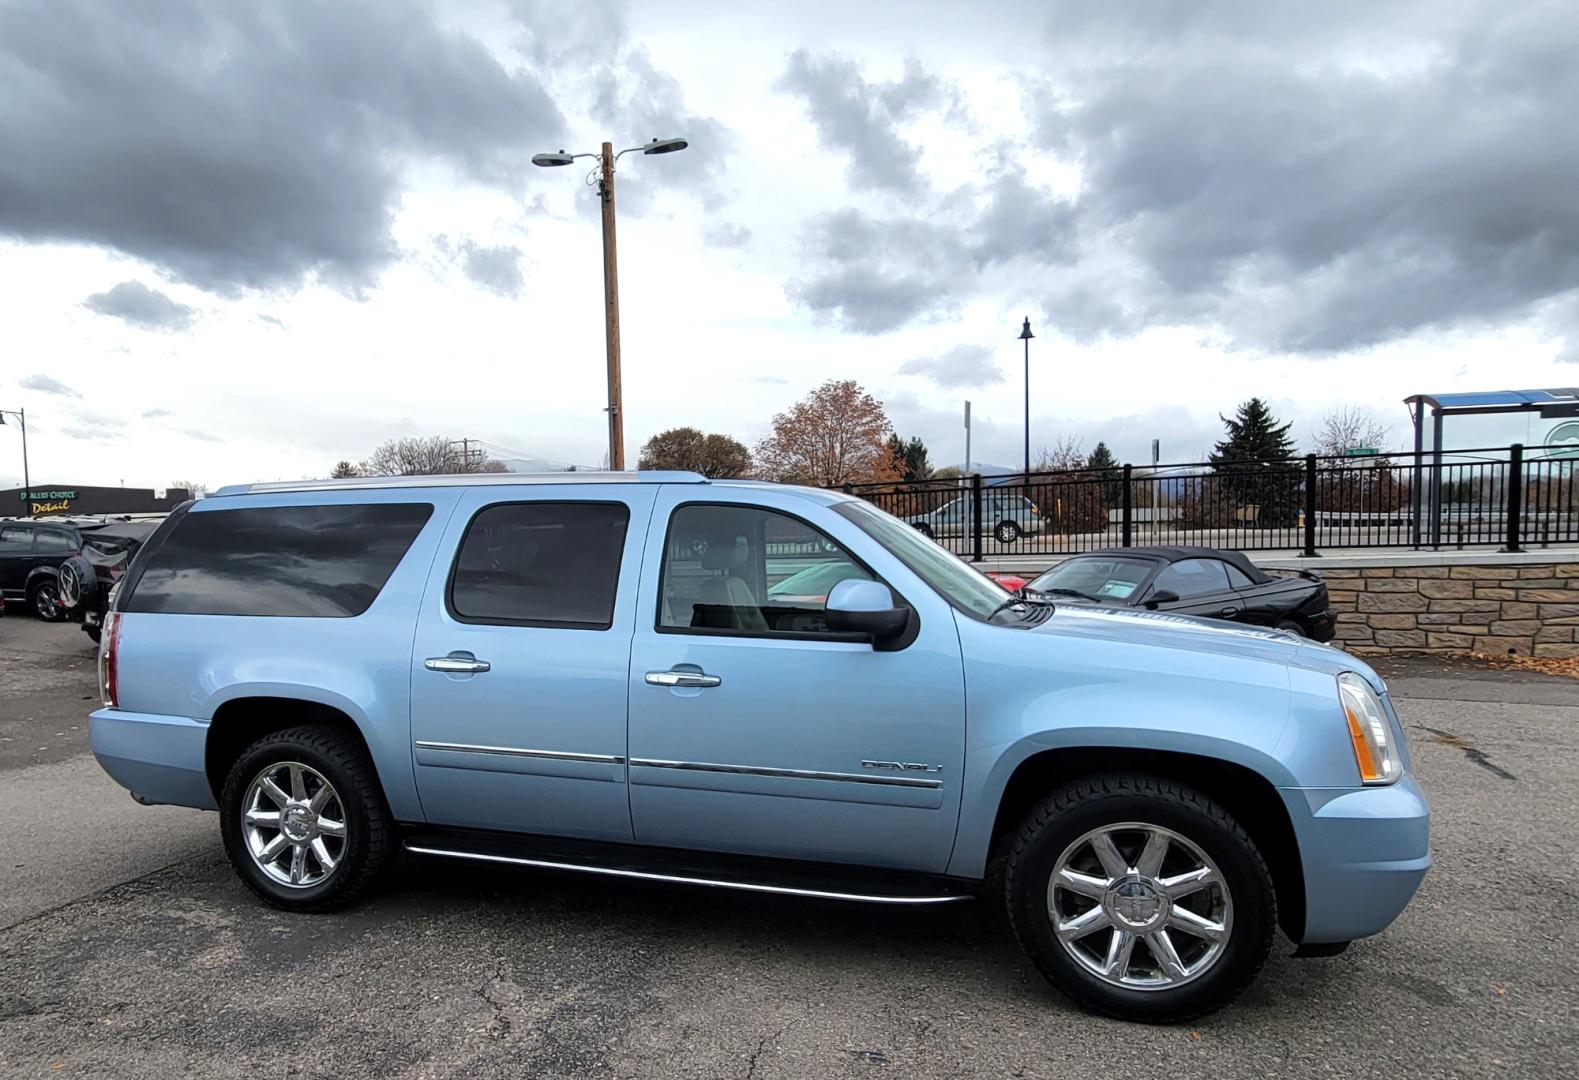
[1151,558,1232,599]
[125,503,433,617]
[449,502,629,629]
[833,499,1008,620]
[660,504,872,635]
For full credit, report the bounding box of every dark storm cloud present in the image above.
[83,281,196,331]
[1048,0,1579,350]
[789,166,1075,333]
[0,0,563,293]
[784,4,1579,353]
[514,0,735,214]
[777,51,955,195]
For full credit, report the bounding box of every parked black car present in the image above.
[1023,546,1336,641]
[58,519,164,642]
[0,516,163,627]
[0,518,88,619]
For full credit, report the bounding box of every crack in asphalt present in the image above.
[478,956,514,1041]
[744,1018,796,1080]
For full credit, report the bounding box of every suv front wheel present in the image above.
[219,725,394,912]
[1004,775,1275,1022]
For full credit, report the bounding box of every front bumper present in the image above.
[1282,775,1431,943]
[88,708,217,810]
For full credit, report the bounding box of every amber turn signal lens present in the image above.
[1345,705,1382,782]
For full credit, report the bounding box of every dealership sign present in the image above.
[19,489,77,514]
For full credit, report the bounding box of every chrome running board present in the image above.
[403,842,973,906]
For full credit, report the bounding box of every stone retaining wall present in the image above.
[1323,562,1579,656]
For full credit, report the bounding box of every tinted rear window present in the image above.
[448,502,629,628]
[125,503,433,617]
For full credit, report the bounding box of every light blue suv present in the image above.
[89,472,1428,1021]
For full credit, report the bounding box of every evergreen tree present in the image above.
[1085,441,1122,505]
[885,434,932,481]
[1209,398,1300,525]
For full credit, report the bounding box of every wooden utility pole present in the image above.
[598,142,624,471]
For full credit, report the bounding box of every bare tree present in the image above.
[359,436,505,476]
[329,460,359,478]
[1313,405,1391,458]
[1033,435,1088,472]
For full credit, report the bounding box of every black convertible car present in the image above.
[1022,546,1336,641]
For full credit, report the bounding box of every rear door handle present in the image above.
[645,670,721,688]
[426,656,491,674]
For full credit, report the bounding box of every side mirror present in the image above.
[825,579,909,641]
[1143,589,1180,609]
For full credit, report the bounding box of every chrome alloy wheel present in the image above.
[241,762,347,888]
[1048,822,1232,991]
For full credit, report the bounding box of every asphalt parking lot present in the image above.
[2,616,1577,1078]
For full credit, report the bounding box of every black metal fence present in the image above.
[837,444,1579,560]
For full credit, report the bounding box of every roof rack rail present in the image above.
[212,471,709,497]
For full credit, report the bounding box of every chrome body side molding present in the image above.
[628,757,944,790]
[414,741,625,765]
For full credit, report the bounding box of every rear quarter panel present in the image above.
[114,488,463,820]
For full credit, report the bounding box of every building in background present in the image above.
[1,484,192,517]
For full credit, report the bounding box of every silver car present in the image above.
[905,492,1043,542]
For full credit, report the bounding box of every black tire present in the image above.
[1004,775,1275,1023]
[1275,619,1306,638]
[29,578,65,621]
[995,520,1022,543]
[219,724,395,913]
[912,522,935,539]
[84,627,101,645]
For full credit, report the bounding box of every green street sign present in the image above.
[1343,447,1379,457]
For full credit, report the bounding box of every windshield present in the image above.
[833,499,1009,620]
[1029,556,1155,601]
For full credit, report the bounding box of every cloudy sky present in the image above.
[2,0,1575,490]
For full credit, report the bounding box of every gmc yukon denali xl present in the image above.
[89,472,1429,1021]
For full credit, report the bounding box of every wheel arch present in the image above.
[205,696,380,807]
[24,565,60,591]
[978,745,1305,943]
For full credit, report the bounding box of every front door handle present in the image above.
[645,670,722,688]
[1219,608,1238,617]
[426,655,491,674]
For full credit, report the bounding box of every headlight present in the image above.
[1338,672,1400,785]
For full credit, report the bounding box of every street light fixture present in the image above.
[1019,316,1035,482]
[0,406,31,516]
[532,136,690,470]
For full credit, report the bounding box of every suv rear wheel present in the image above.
[219,725,394,912]
[1004,775,1275,1022]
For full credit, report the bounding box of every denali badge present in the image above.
[861,760,943,774]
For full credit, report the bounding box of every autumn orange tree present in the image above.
[755,379,899,486]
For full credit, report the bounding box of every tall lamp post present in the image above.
[1019,317,1035,481]
[532,136,689,471]
[0,407,30,516]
